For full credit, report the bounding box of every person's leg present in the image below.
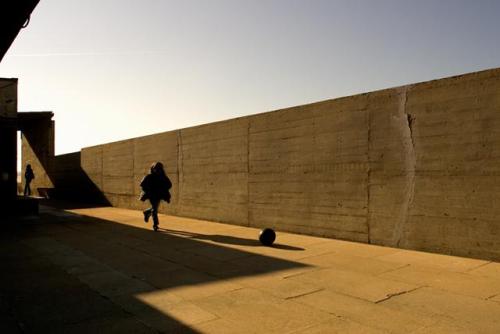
[151,199,160,231]
[24,182,29,196]
[143,202,152,222]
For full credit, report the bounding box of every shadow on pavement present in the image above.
[39,198,111,210]
[160,227,305,251]
[0,203,311,333]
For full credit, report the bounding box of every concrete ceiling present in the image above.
[0,0,39,63]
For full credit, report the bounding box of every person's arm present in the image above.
[165,175,172,189]
[140,175,150,192]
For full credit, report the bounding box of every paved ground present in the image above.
[2,203,500,333]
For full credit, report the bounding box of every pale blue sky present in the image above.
[1,0,500,154]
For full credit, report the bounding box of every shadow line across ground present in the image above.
[0,201,312,333]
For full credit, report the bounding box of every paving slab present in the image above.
[291,318,389,334]
[299,251,409,275]
[192,288,333,334]
[467,261,500,278]
[2,203,500,333]
[137,291,218,326]
[286,267,420,303]
[379,287,500,333]
[292,289,441,333]
[226,273,323,300]
[378,264,500,299]
[375,248,489,273]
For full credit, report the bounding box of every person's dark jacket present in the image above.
[25,168,34,182]
[140,173,172,202]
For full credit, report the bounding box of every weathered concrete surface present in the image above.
[248,95,369,242]
[3,204,500,333]
[367,71,500,260]
[74,68,500,261]
[20,112,55,196]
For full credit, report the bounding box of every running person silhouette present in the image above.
[140,162,172,231]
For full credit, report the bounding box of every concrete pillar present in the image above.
[0,79,18,203]
[0,122,17,201]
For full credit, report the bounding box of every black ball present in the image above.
[259,228,276,246]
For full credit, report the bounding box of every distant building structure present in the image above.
[0,0,40,214]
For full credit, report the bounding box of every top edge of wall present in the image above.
[81,66,500,151]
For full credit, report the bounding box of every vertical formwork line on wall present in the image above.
[247,118,251,227]
[176,130,183,208]
[366,104,372,244]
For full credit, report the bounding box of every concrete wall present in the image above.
[78,67,500,260]
[21,116,55,196]
[48,152,108,203]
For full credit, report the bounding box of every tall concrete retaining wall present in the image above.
[79,68,500,260]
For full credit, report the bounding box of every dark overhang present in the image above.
[17,111,54,130]
[17,111,54,122]
[0,0,40,63]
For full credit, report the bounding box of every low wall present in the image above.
[78,68,500,261]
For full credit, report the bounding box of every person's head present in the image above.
[150,162,165,175]
[26,164,32,170]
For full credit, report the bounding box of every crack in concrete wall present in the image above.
[394,86,416,247]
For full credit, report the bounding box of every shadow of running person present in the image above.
[159,228,305,251]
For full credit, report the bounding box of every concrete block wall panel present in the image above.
[248,95,369,241]
[133,131,178,214]
[366,88,414,247]
[367,69,500,259]
[177,118,249,225]
[69,67,500,260]
[399,70,500,259]
[101,139,134,206]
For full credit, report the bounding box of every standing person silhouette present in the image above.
[24,164,35,196]
[140,162,172,231]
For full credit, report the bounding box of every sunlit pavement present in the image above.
[2,203,500,333]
